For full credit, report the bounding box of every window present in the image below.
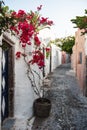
[78,52,82,64]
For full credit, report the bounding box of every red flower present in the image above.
[22,43,26,48]
[20,34,29,43]
[38,60,44,68]
[18,22,35,44]
[39,52,44,60]
[33,54,40,63]
[46,47,51,52]
[37,5,42,11]
[34,35,41,46]
[16,51,21,58]
[17,10,26,18]
[29,51,44,68]
[27,14,33,20]
[27,41,31,45]
[47,20,53,26]
[11,11,17,17]
[9,6,53,69]
[18,21,29,30]
[40,17,48,24]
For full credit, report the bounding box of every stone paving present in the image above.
[2,63,87,130]
[32,64,87,130]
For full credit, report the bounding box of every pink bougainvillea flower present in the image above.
[6,5,53,69]
[29,51,44,68]
[37,5,42,11]
[20,34,29,43]
[46,47,51,52]
[33,54,40,63]
[18,21,29,30]
[11,11,17,17]
[47,20,53,26]
[17,10,26,18]
[18,22,35,44]
[38,60,44,68]
[21,43,26,48]
[27,41,31,45]
[39,52,44,60]
[40,17,48,24]
[34,35,41,46]
[16,51,21,58]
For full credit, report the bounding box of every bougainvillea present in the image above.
[45,47,51,59]
[0,1,53,96]
[0,2,53,68]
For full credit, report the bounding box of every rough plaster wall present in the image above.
[0,32,62,120]
[0,33,42,119]
[76,30,85,89]
[14,57,35,119]
[14,40,43,119]
[14,62,42,119]
[72,29,86,91]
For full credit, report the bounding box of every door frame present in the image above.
[1,33,15,123]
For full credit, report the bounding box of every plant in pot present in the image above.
[0,1,53,118]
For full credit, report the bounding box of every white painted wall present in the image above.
[45,57,50,76]
[0,33,43,120]
[14,57,43,119]
[39,28,62,75]
[14,38,43,119]
[51,44,62,71]
[0,31,62,121]
[45,44,62,76]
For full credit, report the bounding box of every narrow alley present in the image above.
[32,63,87,130]
[2,63,87,130]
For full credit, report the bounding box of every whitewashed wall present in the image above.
[45,58,50,76]
[45,44,62,76]
[0,31,62,121]
[14,55,42,119]
[14,37,43,119]
[0,33,43,120]
[14,31,62,119]
[51,44,62,71]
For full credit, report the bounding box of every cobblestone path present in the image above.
[32,64,87,130]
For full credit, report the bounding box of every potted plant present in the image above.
[0,1,53,117]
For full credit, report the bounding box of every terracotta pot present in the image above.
[33,97,51,118]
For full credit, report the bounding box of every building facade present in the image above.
[71,29,87,96]
[0,31,62,124]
